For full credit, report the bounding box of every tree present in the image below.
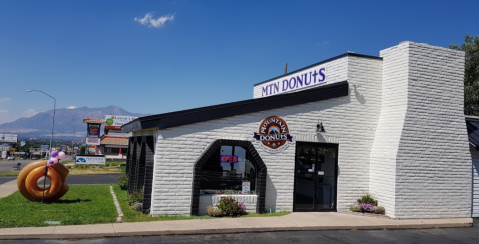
[450,34,479,115]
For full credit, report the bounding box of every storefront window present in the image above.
[200,145,256,194]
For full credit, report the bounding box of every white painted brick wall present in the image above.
[149,56,383,216]
[369,43,409,218]
[393,42,471,219]
[141,42,469,219]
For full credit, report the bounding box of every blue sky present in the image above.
[0,0,477,124]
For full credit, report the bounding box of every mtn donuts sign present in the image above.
[253,116,293,153]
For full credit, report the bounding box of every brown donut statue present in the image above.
[17,160,70,202]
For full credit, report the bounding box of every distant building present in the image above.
[80,116,136,160]
[99,134,129,160]
[0,133,17,159]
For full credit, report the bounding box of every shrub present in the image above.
[373,206,385,215]
[127,190,144,206]
[217,197,245,217]
[117,174,129,190]
[357,193,378,206]
[206,206,224,217]
[131,202,143,211]
[349,204,360,212]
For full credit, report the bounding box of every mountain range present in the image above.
[0,105,144,139]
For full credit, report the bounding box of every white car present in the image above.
[7,156,15,160]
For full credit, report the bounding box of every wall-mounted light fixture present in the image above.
[316,120,325,133]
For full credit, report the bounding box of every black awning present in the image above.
[123,81,349,132]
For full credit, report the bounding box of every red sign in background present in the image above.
[220,155,238,163]
[88,124,99,137]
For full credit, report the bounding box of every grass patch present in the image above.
[240,211,290,217]
[0,185,118,228]
[0,171,20,177]
[112,185,212,222]
[112,185,290,222]
[67,166,125,175]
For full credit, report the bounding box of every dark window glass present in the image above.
[200,145,256,194]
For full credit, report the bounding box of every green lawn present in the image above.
[112,185,290,222]
[0,184,290,228]
[0,185,118,228]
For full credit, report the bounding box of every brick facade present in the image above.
[130,42,470,219]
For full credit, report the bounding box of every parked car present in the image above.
[7,156,15,160]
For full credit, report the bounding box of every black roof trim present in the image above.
[254,53,382,86]
[122,81,349,132]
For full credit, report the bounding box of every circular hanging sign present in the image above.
[253,116,293,153]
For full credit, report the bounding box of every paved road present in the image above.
[0,159,31,173]
[1,221,478,243]
[0,177,15,184]
[0,174,120,185]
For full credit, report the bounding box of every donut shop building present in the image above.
[122,41,472,219]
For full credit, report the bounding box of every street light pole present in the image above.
[26,89,56,203]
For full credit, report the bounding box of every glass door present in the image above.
[294,142,338,211]
[294,144,316,210]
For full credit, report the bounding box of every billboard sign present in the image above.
[75,156,106,165]
[0,145,10,151]
[88,124,100,137]
[86,137,101,145]
[41,145,50,149]
[88,145,96,154]
[0,134,17,143]
[105,115,138,130]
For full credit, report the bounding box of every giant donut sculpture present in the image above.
[17,160,69,202]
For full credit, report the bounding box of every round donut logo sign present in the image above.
[253,116,293,153]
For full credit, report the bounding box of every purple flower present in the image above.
[359,203,374,212]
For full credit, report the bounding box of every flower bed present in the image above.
[350,193,385,215]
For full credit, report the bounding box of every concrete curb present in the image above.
[0,219,472,240]
[109,185,123,222]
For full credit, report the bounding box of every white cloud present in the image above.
[67,106,77,109]
[22,109,38,118]
[0,109,8,113]
[0,98,10,103]
[134,13,174,28]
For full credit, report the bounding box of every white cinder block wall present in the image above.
[393,42,471,218]
[133,42,469,219]
[369,43,409,218]
[138,55,384,216]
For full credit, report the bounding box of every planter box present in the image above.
[199,194,257,215]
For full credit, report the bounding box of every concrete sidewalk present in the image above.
[0,179,16,198]
[0,212,473,240]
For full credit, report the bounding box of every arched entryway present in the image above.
[191,139,267,215]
